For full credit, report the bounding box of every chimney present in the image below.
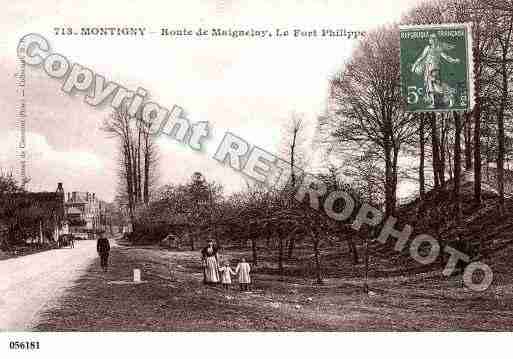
[72,192,77,202]
[93,193,96,202]
[67,192,71,202]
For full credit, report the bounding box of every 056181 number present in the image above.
[9,341,40,350]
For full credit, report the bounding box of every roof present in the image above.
[67,192,89,203]
[66,207,83,215]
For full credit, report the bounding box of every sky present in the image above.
[0,0,422,202]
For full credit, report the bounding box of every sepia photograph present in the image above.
[1,0,512,358]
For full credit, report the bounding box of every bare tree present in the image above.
[323,26,416,217]
[280,112,308,258]
[102,106,159,231]
[487,7,513,214]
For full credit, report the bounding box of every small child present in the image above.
[218,261,236,289]
[235,258,251,291]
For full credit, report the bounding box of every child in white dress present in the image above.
[218,261,236,289]
[235,258,251,291]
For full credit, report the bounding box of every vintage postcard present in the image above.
[1,0,512,358]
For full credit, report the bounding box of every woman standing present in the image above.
[201,239,220,284]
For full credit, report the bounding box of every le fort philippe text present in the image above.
[53,26,365,39]
[160,27,365,39]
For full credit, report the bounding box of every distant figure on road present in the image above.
[97,235,111,272]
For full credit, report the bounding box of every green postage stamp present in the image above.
[399,23,474,112]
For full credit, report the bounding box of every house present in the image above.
[0,182,66,243]
[64,191,105,237]
[0,183,106,243]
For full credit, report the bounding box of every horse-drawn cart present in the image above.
[57,234,75,248]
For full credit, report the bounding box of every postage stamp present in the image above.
[400,23,474,112]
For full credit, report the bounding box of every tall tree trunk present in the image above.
[345,233,359,265]
[447,140,453,181]
[384,132,395,217]
[124,143,135,234]
[464,114,472,170]
[137,129,142,203]
[143,138,150,204]
[241,224,248,248]
[190,227,195,251]
[278,235,284,275]
[287,233,295,260]
[419,114,426,200]
[439,115,447,188]
[266,225,271,249]
[485,119,491,182]
[473,103,482,204]
[496,21,511,215]
[454,111,463,223]
[130,143,138,205]
[290,132,296,189]
[431,114,441,190]
[137,153,142,203]
[363,228,371,294]
[392,146,399,208]
[143,157,150,203]
[498,112,506,215]
[310,230,323,284]
[473,29,482,204]
[251,236,258,266]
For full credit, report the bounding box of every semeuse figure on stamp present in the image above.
[411,33,460,108]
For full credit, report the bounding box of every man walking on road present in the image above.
[96,233,111,272]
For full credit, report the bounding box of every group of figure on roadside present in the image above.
[201,239,251,291]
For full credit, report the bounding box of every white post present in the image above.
[133,269,141,282]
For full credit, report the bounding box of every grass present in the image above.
[35,240,513,331]
[0,242,58,260]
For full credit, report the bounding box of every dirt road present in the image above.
[0,240,102,331]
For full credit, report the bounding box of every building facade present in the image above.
[64,191,104,236]
[0,183,65,244]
